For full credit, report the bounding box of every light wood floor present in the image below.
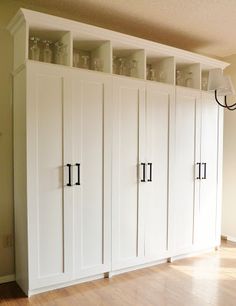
[1,240,236,305]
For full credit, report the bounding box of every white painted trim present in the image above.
[223,235,236,243]
[28,273,104,297]
[28,245,219,295]
[7,8,229,70]
[170,247,215,262]
[0,274,16,284]
[109,259,167,277]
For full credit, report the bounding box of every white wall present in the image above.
[221,54,236,240]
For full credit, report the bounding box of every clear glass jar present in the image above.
[92,57,103,71]
[73,50,80,68]
[81,55,90,69]
[55,42,67,65]
[185,72,193,88]
[117,58,126,75]
[202,76,208,91]
[150,68,156,81]
[129,59,138,78]
[176,70,184,86]
[42,40,52,63]
[29,37,40,61]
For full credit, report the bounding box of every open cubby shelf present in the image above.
[9,8,228,89]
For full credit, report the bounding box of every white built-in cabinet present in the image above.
[8,8,227,296]
[70,70,112,279]
[170,88,221,255]
[170,88,201,254]
[112,79,174,270]
[16,63,112,292]
[26,64,74,290]
[112,77,146,270]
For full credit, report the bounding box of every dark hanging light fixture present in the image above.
[208,68,236,111]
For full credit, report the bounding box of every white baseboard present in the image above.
[0,274,15,284]
[222,235,236,243]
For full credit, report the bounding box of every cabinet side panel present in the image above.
[14,69,28,294]
[216,107,224,245]
[14,22,28,70]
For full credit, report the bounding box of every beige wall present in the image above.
[221,54,236,240]
[0,1,16,278]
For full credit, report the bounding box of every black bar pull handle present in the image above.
[196,162,201,179]
[75,163,80,185]
[147,162,152,182]
[141,163,146,182]
[67,164,72,186]
[202,162,207,179]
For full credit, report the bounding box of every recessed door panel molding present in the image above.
[72,70,112,278]
[169,87,201,254]
[196,92,219,248]
[145,83,174,259]
[27,64,73,289]
[112,77,146,270]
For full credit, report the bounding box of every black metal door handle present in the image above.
[202,162,207,179]
[147,163,152,182]
[196,162,201,179]
[66,164,72,186]
[75,163,80,185]
[141,163,146,182]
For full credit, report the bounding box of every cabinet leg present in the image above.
[104,272,113,279]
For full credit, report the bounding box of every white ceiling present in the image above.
[17,0,236,58]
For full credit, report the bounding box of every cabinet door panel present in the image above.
[112,77,145,269]
[170,88,201,253]
[198,93,219,247]
[72,71,112,277]
[145,84,174,259]
[27,64,73,289]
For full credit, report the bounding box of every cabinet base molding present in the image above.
[170,247,216,262]
[110,258,168,278]
[26,247,220,296]
[0,274,15,284]
[28,273,105,297]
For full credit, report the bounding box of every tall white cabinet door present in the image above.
[169,87,201,254]
[197,92,219,248]
[27,63,73,289]
[112,77,146,270]
[71,70,112,278]
[145,83,175,260]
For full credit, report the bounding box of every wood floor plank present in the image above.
[1,241,236,305]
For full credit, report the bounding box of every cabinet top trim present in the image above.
[7,8,229,70]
